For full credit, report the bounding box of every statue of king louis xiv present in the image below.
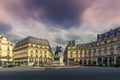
[54,45,62,56]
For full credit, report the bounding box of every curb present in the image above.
[28,66,82,70]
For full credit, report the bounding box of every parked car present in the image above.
[32,64,39,66]
[7,63,15,67]
[3,65,8,68]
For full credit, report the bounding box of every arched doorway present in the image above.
[88,59,91,66]
[80,60,82,65]
[116,56,120,66]
[109,56,114,66]
[84,60,87,65]
[98,57,102,66]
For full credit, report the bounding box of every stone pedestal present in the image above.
[52,55,65,66]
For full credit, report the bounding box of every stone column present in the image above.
[82,59,84,65]
[86,59,88,66]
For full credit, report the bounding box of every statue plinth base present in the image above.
[52,55,65,66]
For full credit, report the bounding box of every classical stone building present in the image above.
[0,36,13,66]
[64,40,80,65]
[64,27,120,66]
[13,36,54,66]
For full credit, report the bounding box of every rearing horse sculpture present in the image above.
[55,45,62,56]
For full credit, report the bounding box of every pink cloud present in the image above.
[0,0,120,46]
[82,0,120,30]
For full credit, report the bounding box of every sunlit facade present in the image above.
[64,27,120,66]
[64,40,80,65]
[13,36,54,66]
[0,36,13,66]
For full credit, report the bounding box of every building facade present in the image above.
[13,36,54,66]
[0,36,13,66]
[64,40,80,65]
[64,27,120,66]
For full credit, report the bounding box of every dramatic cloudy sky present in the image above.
[0,0,120,52]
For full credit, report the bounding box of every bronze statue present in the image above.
[55,45,62,56]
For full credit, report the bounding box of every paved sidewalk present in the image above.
[24,65,82,69]
[0,66,34,71]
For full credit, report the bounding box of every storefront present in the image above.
[69,59,74,65]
